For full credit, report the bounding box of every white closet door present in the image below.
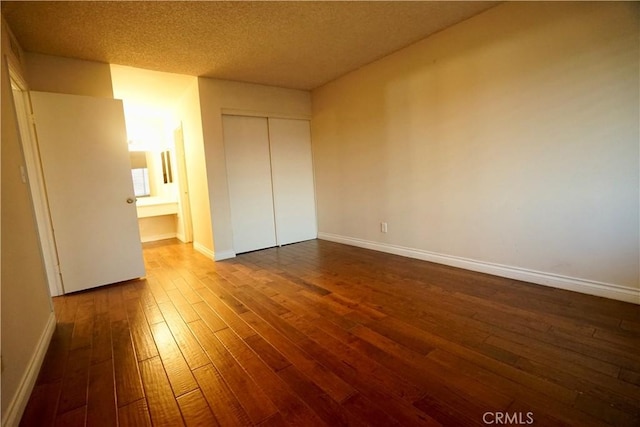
[223,115,277,254]
[269,118,318,246]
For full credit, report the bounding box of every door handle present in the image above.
[126,198,135,204]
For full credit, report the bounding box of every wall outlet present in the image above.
[380,222,388,233]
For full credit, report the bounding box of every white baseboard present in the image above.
[192,241,234,261]
[214,250,236,261]
[2,312,56,427]
[318,232,640,304]
[140,233,177,243]
[193,241,215,260]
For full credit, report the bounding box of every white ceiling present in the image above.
[2,1,498,90]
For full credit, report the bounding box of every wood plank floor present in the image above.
[20,239,640,426]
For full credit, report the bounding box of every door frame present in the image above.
[8,63,63,296]
[174,124,193,243]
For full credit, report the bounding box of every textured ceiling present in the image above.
[2,1,498,90]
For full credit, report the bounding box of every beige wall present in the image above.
[178,80,213,255]
[311,2,639,299]
[197,78,311,259]
[138,215,177,243]
[1,20,54,425]
[25,52,113,98]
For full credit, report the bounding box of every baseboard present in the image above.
[318,232,639,304]
[214,250,236,261]
[193,241,215,260]
[2,312,56,427]
[140,233,177,243]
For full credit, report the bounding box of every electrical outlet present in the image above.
[380,222,388,233]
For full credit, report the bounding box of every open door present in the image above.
[30,91,145,293]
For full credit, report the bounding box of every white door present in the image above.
[269,118,318,245]
[30,91,145,293]
[223,115,277,254]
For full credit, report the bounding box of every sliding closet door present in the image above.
[223,115,277,253]
[269,118,318,245]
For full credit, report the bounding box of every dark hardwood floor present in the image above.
[20,239,640,426]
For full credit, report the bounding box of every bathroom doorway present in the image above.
[111,65,196,245]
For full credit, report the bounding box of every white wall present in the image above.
[311,2,639,302]
[1,19,55,426]
[198,78,311,259]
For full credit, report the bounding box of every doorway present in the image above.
[110,65,196,246]
[30,91,146,293]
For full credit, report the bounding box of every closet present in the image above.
[223,115,317,254]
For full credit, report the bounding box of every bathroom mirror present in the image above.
[130,151,150,197]
[161,150,173,184]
